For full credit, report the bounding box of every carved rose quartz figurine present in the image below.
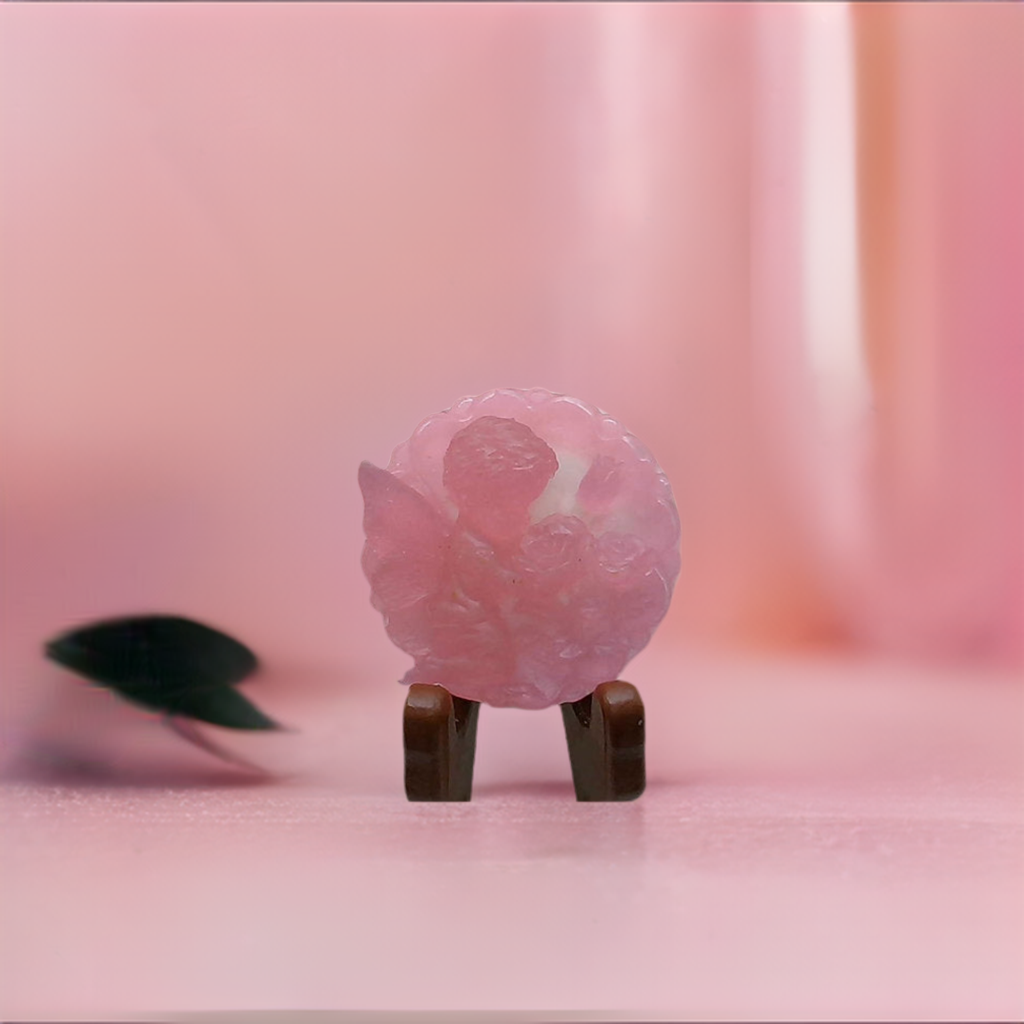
[359,389,681,713]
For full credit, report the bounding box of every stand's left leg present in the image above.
[403,684,480,801]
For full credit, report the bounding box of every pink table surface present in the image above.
[2,649,1021,1021]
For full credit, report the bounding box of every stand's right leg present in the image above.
[561,681,645,801]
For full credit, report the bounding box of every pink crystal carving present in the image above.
[359,388,681,709]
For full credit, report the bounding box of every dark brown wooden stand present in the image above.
[402,680,645,801]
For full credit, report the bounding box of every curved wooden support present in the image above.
[402,680,645,801]
[560,681,645,801]
[403,684,480,801]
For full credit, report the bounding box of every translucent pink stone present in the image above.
[359,388,681,709]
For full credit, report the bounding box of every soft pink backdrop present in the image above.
[3,5,1020,694]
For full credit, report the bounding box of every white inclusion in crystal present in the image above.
[528,450,591,522]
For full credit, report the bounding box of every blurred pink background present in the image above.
[2,3,1021,687]
[1,4,1022,1020]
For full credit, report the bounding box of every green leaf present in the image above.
[45,614,276,729]
[162,683,280,731]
